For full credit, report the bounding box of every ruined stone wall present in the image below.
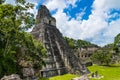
[79,47,99,58]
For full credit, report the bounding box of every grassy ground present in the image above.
[40,74,77,80]
[49,74,77,80]
[88,64,120,80]
[40,64,120,80]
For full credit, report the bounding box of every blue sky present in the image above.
[63,0,93,20]
[6,0,120,46]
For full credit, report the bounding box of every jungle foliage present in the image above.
[91,33,120,65]
[64,37,97,50]
[0,0,46,78]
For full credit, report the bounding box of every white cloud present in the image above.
[76,7,86,20]
[42,0,120,46]
[45,0,66,11]
[44,0,81,11]
[6,0,120,46]
[66,0,79,8]
[104,0,120,10]
[53,10,70,33]
[88,0,120,46]
[104,19,120,38]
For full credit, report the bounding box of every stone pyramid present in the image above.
[32,5,89,77]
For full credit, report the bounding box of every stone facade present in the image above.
[32,5,89,77]
[36,5,56,26]
[75,46,100,63]
[77,47,99,58]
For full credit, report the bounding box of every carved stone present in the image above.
[32,5,89,77]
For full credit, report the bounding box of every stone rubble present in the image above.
[1,74,21,80]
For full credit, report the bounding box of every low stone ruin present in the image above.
[1,74,21,80]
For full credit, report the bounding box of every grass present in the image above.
[39,78,49,80]
[88,64,120,80]
[40,64,120,80]
[40,74,77,80]
[49,74,77,80]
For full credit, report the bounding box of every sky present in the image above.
[6,0,120,46]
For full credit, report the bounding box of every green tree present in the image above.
[113,33,120,63]
[0,0,46,78]
[64,37,76,49]
[76,39,92,48]
[114,33,120,46]
[114,33,120,54]
[91,47,112,65]
[64,37,97,50]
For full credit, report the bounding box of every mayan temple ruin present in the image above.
[31,5,89,77]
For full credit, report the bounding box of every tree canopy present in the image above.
[90,33,120,65]
[90,47,112,65]
[0,0,46,78]
[64,37,97,50]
